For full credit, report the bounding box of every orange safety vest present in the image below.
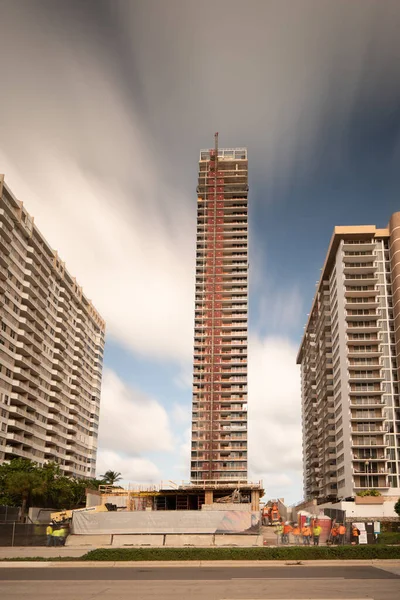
[302,527,311,536]
[283,525,292,534]
[293,527,300,536]
[339,525,346,535]
[352,528,359,537]
[331,528,338,537]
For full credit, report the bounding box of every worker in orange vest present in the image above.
[351,524,360,545]
[292,524,301,545]
[301,524,311,545]
[282,522,293,545]
[338,523,346,545]
[330,524,339,544]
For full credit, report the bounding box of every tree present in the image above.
[394,498,400,518]
[6,471,46,521]
[0,459,93,514]
[99,470,122,485]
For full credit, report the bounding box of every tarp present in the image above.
[72,510,260,535]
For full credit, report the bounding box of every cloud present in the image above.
[1,1,400,366]
[97,369,174,455]
[248,334,303,502]
[0,2,195,364]
[96,449,160,483]
[172,403,191,426]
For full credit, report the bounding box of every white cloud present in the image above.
[173,426,191,479]
[96,449,160,483]
[0,4,195,364]
[248,335,303,503]
[172,403,191,426]
[97,369,174,455]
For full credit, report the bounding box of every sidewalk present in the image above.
[0,557,400,572]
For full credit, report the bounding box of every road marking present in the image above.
[232,578,346,581]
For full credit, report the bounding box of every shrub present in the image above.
[376,532,400,545]
[82,545,400,562]
[357,489,382,497]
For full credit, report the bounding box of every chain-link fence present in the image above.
[0,506,20,523]
[0,523,48,546]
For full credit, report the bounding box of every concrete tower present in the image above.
[191,135,248,482]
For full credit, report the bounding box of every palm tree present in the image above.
[99,470,122,485]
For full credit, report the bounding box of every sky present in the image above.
[0,0,400,505]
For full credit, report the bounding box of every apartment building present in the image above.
[0,175,105,478]
[191,136,248,481]
[297,215,400,500]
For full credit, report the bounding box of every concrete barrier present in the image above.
[112,534,164,547]
[164,534,214,547]
[214,534,263,547]
[65,534,112,547]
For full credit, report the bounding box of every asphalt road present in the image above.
[0,565,398,580]
[1,566,399,600]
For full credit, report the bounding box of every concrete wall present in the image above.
[317,500,398,520]
[67,533,262,548]
[201,503,251,512]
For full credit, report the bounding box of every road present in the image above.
[0,565,399,599]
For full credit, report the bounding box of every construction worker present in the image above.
[59,526,67,546]
[274,521,283,545]
[338,523,346,545]
[52,527,63,546]
[351,524,360,545]
[312,522,322,546]
[292,523,301,545]
[283,522,293,545]
[46,523,53,547]
[301,524,311,545]
[331,524,338,545]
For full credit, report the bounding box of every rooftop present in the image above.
[199,148,247,161]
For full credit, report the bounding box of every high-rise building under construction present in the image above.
[191,135,248,482]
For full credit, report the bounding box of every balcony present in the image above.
[347,323,379,336]
[350,413,384,422]
[350,397,383,407]
[352,438,386,448]
[348,371,383,382]
[17,329,42,353]
[349,385,383,395]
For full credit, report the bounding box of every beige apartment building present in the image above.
[298,214,400,501]
[0,175,105,478]
[191,136,248,481]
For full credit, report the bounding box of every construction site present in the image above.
[51,480,264,548]
[58,136,266,548]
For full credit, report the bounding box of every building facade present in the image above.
[191,137,248,481]
[298,217,400,500]
[0,175,105,478]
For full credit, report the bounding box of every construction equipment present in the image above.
[215,488,248,504]
[262,502,281,525]
[51,503,114,524]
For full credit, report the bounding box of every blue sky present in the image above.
[0,0,399,504]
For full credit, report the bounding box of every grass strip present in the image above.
[82,545,400,561]
[1,545,400,562]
